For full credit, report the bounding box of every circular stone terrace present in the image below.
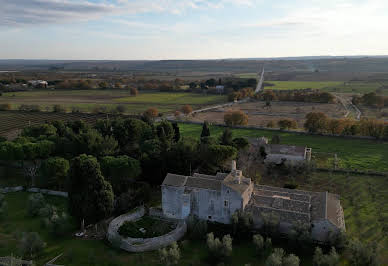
[106,206,187,252]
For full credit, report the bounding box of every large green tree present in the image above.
[39,157,69,190]
[100,155,141,195]
[68,154,114,224]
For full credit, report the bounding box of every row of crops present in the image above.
[0,111,132,137]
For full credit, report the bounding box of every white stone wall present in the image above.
[106,206,187,252]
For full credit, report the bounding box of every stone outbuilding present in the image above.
[255,137,312,164]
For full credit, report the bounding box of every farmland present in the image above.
[263,81,388,95]
[0,111,114,139]
[188,100,346,128]
[178,123,388,172]
[232,77,388,95]
[0,90,227,114]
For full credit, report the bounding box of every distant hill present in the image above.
[1,56,388,74]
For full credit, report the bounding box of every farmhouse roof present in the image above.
[251,185,344,230]
[162,173,188,187]
[186,176,222,191]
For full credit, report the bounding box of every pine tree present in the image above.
[201,121,211,138]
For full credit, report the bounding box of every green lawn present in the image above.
[178,123,388,172]
[264,81,343,91]
[261,81,388,95]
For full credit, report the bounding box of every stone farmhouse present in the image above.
[255,137,312,164]
[161,161,345,242]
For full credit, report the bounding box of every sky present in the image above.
[0,0,387,60]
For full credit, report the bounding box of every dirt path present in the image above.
[334,93,361,120]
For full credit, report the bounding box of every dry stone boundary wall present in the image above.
[0,186,68,197]
[106,206,187,252]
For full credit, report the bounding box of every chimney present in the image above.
[231,160,236,171]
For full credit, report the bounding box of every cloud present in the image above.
[0,0,259,27]
[0,0,117,26]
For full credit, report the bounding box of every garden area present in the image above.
[118,216,175,238]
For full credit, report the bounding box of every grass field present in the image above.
[178,123,388,172]
[262,81,388,95]
[0,90,227,114]
[265,81,343,90]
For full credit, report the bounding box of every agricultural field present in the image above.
[188,100,346,128]
[264,81,343,91]
[0,111,114,139]
[178,123,388,172]
[232,77,388,95]
[263,81,388,95]
[0,90,227,114]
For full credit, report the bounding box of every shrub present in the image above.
[206,232,233,262]
[283,183,298,189]
[232,137,249,150]
[53,104,66,113]
[18,232,46,259]
[159,242,180,265]
[224,110,248,126]
[313,247,340,266]
[27,193,46,217]
[181,104,193,115]
[0,103,11,111]
[144,107,158,119]
[231,210,253,237]
[130,87,139,96]
[71,106,81,113]
[0,194,8,220]
[267,120,276,128]
[115,105,127,114]
[252,234,264,253]
[266,248,284,266]
[345,239,378,266]
[187,215,208,240]
[278,119,298,130]
[47,212,72,236]
[283,254,300,266]
[19,104,41,112]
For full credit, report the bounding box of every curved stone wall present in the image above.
[106,206,187,252]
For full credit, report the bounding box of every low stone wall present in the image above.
[0,186,23,193]
[0,186,68,197]
[149,207,164,218]
[106,206,187,252]
[27,187,68,198]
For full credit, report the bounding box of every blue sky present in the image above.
[1,0,387,60]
